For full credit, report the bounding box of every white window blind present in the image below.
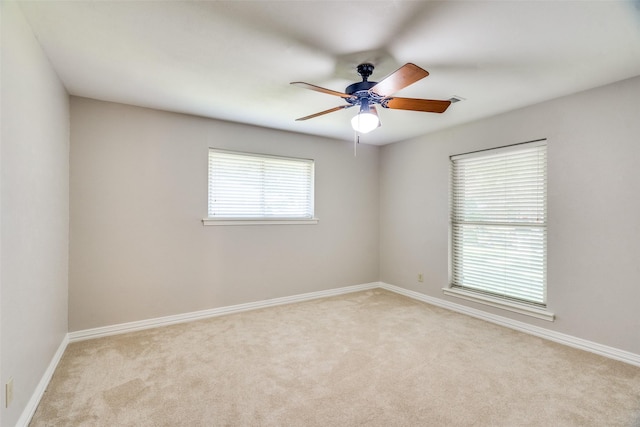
[450,141,547,306]
[207,149,314,219]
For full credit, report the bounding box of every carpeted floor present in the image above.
[31,289,640,426]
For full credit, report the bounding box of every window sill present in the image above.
[442,287,555,322]
[202,218,319,226]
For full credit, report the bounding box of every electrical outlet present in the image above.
[6,377,13,408]
[418,273,424,283]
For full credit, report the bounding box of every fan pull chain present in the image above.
[353,132,359,157]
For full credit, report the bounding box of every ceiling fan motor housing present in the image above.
[345,81,377,96]
[345,63,383,106]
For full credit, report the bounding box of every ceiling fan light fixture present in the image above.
[351,101,379,134]
[351,112,379,134]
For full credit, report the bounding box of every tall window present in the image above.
[449,140,547,310]
[206,149,315,222]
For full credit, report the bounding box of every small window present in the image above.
[204,149,316,225]
[446,140,551,320]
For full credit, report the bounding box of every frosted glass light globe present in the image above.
[351,112,379,134]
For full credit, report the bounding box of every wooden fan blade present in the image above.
[383,97,451,113]
[290,82,352,99]
[295,105,353,121]
[370,63,429,97]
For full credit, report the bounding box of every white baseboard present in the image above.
[16,334,69,427]
[68,280,640,367]
[23,280,640,426]
[378,282,640,368]
[69,282,380,343]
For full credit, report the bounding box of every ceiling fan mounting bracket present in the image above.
[356,63,375,81]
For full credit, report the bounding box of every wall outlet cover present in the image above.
[6,377,14,408]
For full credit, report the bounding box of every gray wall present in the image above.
[69,97,380,331]
[1,1,70,425]
[380,75,640,355]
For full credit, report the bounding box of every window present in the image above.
[204,149,317,225]
[446,140,552,321]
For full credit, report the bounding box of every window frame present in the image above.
[444,139,554,321]
[203,148,318,226]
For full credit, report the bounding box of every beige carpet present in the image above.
[31,289,640,426]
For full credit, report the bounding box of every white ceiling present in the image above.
[19,0,640,145]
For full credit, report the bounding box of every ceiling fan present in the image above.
[291,63,451,134]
